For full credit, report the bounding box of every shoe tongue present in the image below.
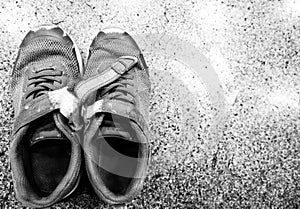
[99,114,133,141]
[30,116,66,146]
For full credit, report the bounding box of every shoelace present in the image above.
[24,68,63,100]
[99,72,135,105]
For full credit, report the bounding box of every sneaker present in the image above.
[75,27,151,205]
[10,25,83,208]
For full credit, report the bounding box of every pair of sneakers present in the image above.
[10,25,150,208]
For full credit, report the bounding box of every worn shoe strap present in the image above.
[13,87,79,134]
[74,55,149,134]
[74,56,138,102]
[84,99,149,136]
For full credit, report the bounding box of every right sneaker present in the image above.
[10,25,83,208]
[75,28,151,205]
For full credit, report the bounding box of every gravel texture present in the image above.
[0,0,300,208]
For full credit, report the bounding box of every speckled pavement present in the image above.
[0,0,300,208]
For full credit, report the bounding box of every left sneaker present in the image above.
[10,25,83,208]
[75,27,151,205]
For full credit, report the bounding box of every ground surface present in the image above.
[0,0,300,208]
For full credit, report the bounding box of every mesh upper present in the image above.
[85,32,150,124]
[11,38,80,117]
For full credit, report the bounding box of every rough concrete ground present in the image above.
[0,0,300,208]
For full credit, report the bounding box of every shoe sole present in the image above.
[102,26,126,33]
